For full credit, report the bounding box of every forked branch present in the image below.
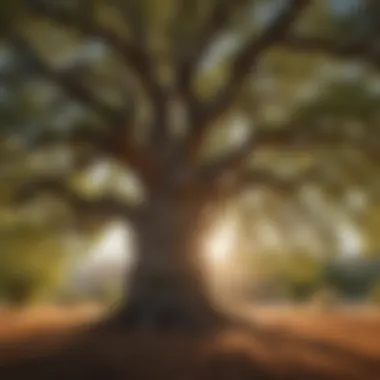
[27,1,169,142]
[184,0,311,162]
[13,35,157,184]
[14,36,120,122]
[176,0,238,105]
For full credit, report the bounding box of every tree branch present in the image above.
[279,35,380,67]
[13,35,157,184]
[184,0,311,162]
[197,131,257,182]
[176,0,237,106]
[14,36,119,122]
[117,0,147,46]
[238,165,323,195]
[27,1,169,142]
[253,124,346,148]
[14,177,139,221]
[198,120,354,184]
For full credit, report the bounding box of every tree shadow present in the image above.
[229,315,380,380]
[1,313,380,380]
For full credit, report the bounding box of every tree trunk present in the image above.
[115,194,225,331]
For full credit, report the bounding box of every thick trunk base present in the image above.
[102,196,228,333]
[113,300,225,333]
[109,276,227,333]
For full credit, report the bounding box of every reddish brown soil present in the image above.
[0,304,379,379]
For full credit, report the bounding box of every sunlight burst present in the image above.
[205,218,237,265]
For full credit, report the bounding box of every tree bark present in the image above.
[115,193,225,331]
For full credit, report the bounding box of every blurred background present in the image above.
[0,0,380,312]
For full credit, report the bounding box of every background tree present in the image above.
[1,0,380,329]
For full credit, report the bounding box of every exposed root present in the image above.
[103,299,229,334]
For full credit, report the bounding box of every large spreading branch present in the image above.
[26,1,169,144]
[279,34,380,68]
[13,34,157,184]
[14,177,139,222]
[184,0,311,162]
[117,0,146,46]
[253,124,347,148]
[239,165,323,195]
[184,0,380,178]
[14,36,119,121]
[176,0,239,108]
[198,113,366,184]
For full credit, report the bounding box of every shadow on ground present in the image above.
[0,306,380,380]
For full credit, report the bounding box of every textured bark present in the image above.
[115,194,224,331]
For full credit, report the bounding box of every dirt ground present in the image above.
[0,304,379,379]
